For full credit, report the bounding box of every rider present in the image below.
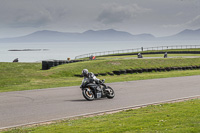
[80,69,101,91]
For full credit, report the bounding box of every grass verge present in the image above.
[3,98,200,133]
[100,48,200,57]
[97,54,200,60]
[1,57,200,92]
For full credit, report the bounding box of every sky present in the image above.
[0,0,200,38]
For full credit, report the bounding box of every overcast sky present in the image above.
[0,0,200,38]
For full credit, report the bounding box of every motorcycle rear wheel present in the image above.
[82,88,95,101]
[105,86,115,99]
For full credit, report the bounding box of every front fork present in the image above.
[101,84,107,96]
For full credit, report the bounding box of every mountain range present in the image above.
[0,28,200,43]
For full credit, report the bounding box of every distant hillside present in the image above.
[0,29,155,43]
[159,28,200,40]
[0,28,200,43]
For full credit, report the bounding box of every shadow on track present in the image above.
[69,99,87,102]
[67,98,109,102]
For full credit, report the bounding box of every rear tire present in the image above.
[105,86,115,99]
[82,88,95,101]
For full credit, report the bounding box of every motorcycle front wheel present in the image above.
[82,88,95,101]
[105,86,115,99]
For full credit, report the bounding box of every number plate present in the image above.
[97,93,101,98]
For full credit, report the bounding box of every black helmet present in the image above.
[82,69,89,77]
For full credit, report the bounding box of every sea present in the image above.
[0,40,200,62]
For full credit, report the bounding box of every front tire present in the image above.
[105,86,115,99]
[82,88,95,101]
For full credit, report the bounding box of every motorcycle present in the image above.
[80,79,115,101]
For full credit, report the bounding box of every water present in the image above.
[0,41,200,62]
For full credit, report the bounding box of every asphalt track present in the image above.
[0,75,200,129]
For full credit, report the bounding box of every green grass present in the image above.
[50,58,200,75]
[90,48,200,60]
[3,98,200,133]
[1,57,200,92]
[1,50,200,132]
[96,54,200,59]
[101,48,200,56]
[0,62,80,92]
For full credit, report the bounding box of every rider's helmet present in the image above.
[82,69,89,77]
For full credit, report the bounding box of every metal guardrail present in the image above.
[75,45,200,59]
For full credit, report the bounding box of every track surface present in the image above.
[0,75,200,129]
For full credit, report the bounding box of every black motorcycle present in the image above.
[80,79,115,101]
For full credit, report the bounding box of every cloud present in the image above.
[0,1,69,28]
[97,4,151,24]
[9,9,53,28]
[186,15,200,27]
[0,0,199,38]
[162,15,200,29]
